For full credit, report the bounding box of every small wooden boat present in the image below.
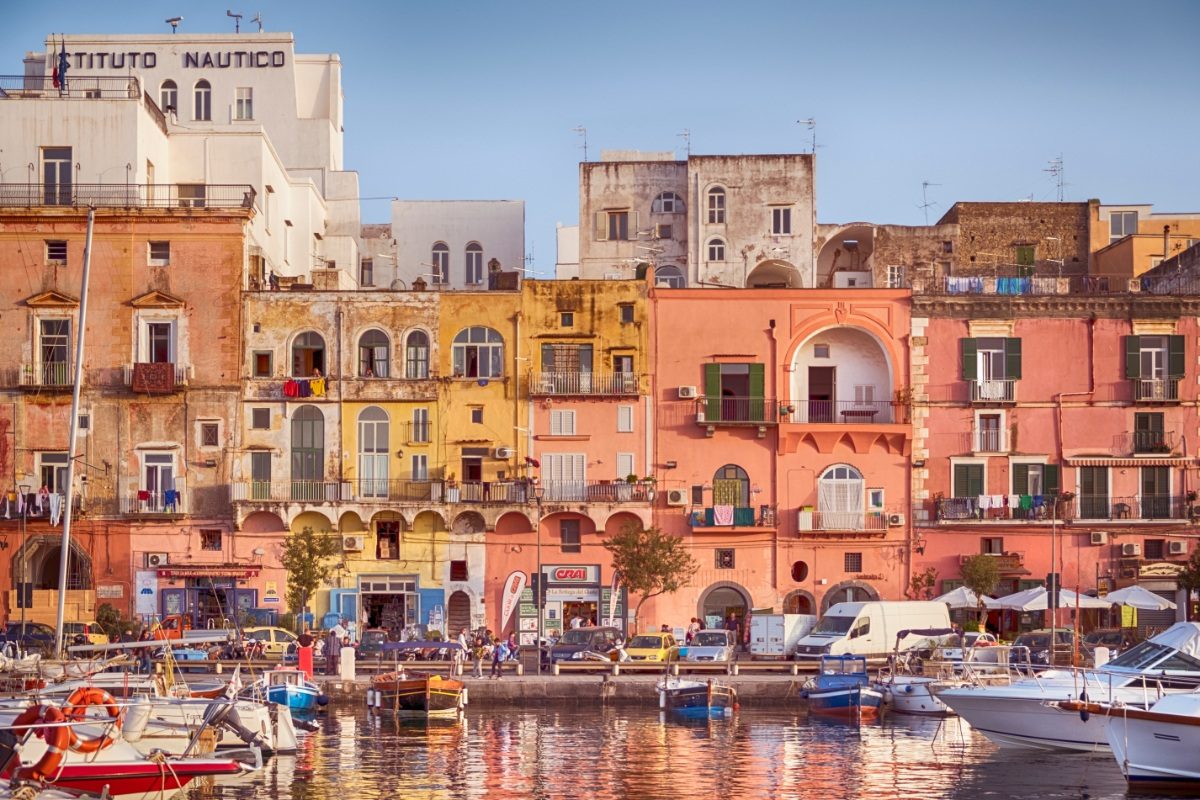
[802,655,883,720]
[370,669,465,719]
[656,677,738,718]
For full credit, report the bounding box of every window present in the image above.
[37,452,69,494]
[46,240,68,264]
[234,87,253,120]
[357,407,389,497]
[252,351,273,378]
[1012,463,1057,496]
[652,192,684,214]
[200,530,222,552]
[42,147,72,206]
[707,187,726,223]
[844,552,863,572]
[1134,412,1166,453]
[771,207,792,235]
[867,489,885,510]
[691,485,705,505]
[37,319,70,383]
[595,210,630,241]
[291,332,326,377]
[159,80,177,112]
[1015,245,1035,266]
[617,405,634,433]
[405,331,429,379]
[707,237,726,262]
[145,322,174,363]
[376,522,400,560]
[953,463,984,498]
[715,549,735,569]
[853,385,875,405]
[148,241,170,266]
[550,410,576,436]
[193,79,211,121]
[78,414,90,430]
[291,406,324,489]
[616,452,635,480]
[619,304,635,324]
[431,243,449,284]
[251,408,271,429]
[200,422,220,448]
[613,355,634,375]
[359,258,374,287]
[813,344,830,359]
[559,519,581,553]
[250,451,271,498]
[452,327,504,378]
[450,560,469,581]
[702,363,766,422]
[358,329,390,378]
[819,465,865,529]
[654,265,686,288]
[975,412,1004,452]
[470,407,484,424]
[942,241,954,254]
[1144,539,1166,560]
[465,243,483,285]
[1110,211,1138,244]
[560,312,574,327]
[142,452,175,505]
[981,537,1004,555]
[886,265,905,288]
[655,224,672,239]
[411,408,430,443]
[961,337,1021,396]
[713,464,750,508]
[411,454,429,480]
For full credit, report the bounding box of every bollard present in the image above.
[216,662,223,674]
[339,647,356,681]
[791,663,799,676]
[731,663,739,676]
[553,663,560,676]
[670,663,679,676]
[515,662,524,676]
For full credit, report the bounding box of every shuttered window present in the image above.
[1125,335,1184,379]
[961,338,1022,381]
[952,463,984,498]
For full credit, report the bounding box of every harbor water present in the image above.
[183,704,1172,800]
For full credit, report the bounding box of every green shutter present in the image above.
[748,363,765,422]
[961,338,977,381]
[704,364,722,421]
[1012,463,1029,495]
[1169,335,1185,378]
[1044,464,1060,496]
[1005,338,1022,379]
[1125,336,1141,379]
[953,464,969,497]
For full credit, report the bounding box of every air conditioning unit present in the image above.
[677,386,698,399]
[494,447,516,459]
[342,535,365,552]
[887,513,905,527]
[145,552,169,568]
[1121,542,1142,557]
[603,272,623,280]
[1169,540,1188,555]
[666,489,687,507]
[1090,531,1108,546]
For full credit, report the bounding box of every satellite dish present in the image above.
[390,278,406,290]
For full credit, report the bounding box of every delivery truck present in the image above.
[792,601,952,660]
[749,613,817,659]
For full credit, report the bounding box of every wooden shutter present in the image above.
[961,338,977,381]
[1005,338,1022,379]
[1012,463,1029,494]
[1044,464,1060,495]
[748,363,765,421]
[1169,335,1185,378]
[704,364,721,420]
[593,211,608,241]
[953,464,970,497]
[1124,336,1141,379]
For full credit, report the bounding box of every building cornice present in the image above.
[912,294,1200,318]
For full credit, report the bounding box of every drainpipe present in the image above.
[335,307,343,485]
[768,319,779,592]
[514,309,522,461]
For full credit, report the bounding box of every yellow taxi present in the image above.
[624,632,680,662]
[64,621,109,646]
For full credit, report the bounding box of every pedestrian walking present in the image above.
[490,638,507,678]
[325,628,340,675]
[471,636,486,678]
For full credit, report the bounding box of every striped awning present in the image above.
[1064,457,1192,467]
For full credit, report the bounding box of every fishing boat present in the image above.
[245,667,323,712]
[370,669,466,719]
[656,677,738,718]
[801,654,883,719]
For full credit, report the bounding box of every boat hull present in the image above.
[266,683,318,712]
[657,681,737,718]
[808,686,883,719]
[373,673,465,719]
[880,677,952,716]
[1096,698,1200,789]
[935,684,1112,751]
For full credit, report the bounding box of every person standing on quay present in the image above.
[325,628,340,675]
[471,636,486,679]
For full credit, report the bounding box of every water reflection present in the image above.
[187,706,1168,800]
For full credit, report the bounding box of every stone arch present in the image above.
[746,259,803,288]
[369,510,409,531]
[820,580,880,613]
[451,511,487,536]
[17,535,93,590]
[785,324,899,420]
[338,511,366,533]
[290,509,335,533]
[696,580,751,629]
[411,510,447,533]
[603,511,645,537]
[447,590,472,635]
[783,589,817,615]
[817,224,877,288]
[541,511,596,537]
[494,511,534,535]
[241,511,285,533]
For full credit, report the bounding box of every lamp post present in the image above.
[17,483,30,638]
[533,483,544,675]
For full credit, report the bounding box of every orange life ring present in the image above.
[11,705,69,782]
[62,687,122,753]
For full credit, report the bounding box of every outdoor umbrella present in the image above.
[1102,585,1177,611]
[933,585,999,610]
[992,586,1111,611]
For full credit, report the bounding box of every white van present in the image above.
[749,613,818,659]
[792,601,952,660]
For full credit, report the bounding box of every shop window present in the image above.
[450,560,468,581]
[376,522,400,560]
[560,519,581,553]
[844,552,863,572]
[715,549,735,569]
[200,530,222,551]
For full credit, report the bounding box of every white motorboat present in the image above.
[879,675,950,715]
[934,621,1200,752]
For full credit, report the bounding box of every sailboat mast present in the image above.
[54,207,94,657]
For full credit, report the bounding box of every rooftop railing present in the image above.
[0,74,140,99]
[0,183,255,209]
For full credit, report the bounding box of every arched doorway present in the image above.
[447,590,471,636]
[783,589,815,615]
[698,582,750,638]
[746,259,803,288]
[19,537,92,590]
[821,580,880,612]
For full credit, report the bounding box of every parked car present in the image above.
[624,632,680,662]
[683,629,736,662]
[1083,628,1138,660]
[63,621,109,647]
[2,621,57,655]
[543,626,622,664]
[243,626,298,659]
[1013,628,1079,667]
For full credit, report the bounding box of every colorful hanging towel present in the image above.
[310,377,326,397]
[713,505,735,526]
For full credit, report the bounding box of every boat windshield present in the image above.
[812,616,855,635]
[362,631,386,644]
[627,636,663,649]
[693,632,730,647]
[1105,640,1200,673]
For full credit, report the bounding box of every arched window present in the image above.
[193,79,211,121]
[655,264,686,288]
[357,406,389,497]
[290,406,324,496]
[431,242,449,284]
[652,191,685,214]
[291,332,326,377]
[452,327,503,378]
[713,464,750,508]
[818,465,865,530]
[405,331,429,379]
[159,80,178,113]
[357,329,390,378]
[707,187,726,224]
[707,237,726,262]
[465,242,483,285]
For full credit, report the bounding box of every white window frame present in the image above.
[140,451,177,496]
[652,192,683,214]
[771,206,792,235]
[148,241,170,267]
[617,405,634,433]
[1139,335,1167,380]
[949,457,989,498]
[1110,210,1138,244]
[37,452,70,494]
[431,242,449,284]
[465,243,483,285]
[234,87,253,120]
[886,265,905,289]
[35,315,72,377]
[451,327,504,379]
[159,80,177,113]
[411,407,430,443]
[1009,456,1049,495]
[45,240,68,264]
[411,454,429,481]
[707,187,726,224]
[550,409,577,436]
[616,452,635,480]
[973,409,1007,453]
[357,407,390,496]
[853,384,875,405]
[193,79,211,121]
[707,237,726,262]
[137,315,179,365]
[867,488,885,511]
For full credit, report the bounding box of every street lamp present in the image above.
[533,482,544,675]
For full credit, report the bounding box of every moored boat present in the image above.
[656,677,738,718]
[801,655,883,719]
[245,667,322,712]
[370,670,465,719]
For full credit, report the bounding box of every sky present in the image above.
[4,1,1198,277]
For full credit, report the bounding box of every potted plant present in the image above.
[625,474,639,484]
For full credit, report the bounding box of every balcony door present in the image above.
[290,406,324,500]
[543,453,585,501]
[1141,466,1170,519]
[143,453,175,509]
[541,344,593,392]
[42,147,72,206]
[818,464,864,530]
[1079,466,1109,519]
[38,319,70,385]
[808,366,834,423]
[357,407,389,498]
[976,339,1007,400]
[250,452,272,500]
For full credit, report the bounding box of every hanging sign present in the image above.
[500,571,527,632]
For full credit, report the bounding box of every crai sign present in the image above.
[544,565,600,584]
[67,50,287,70]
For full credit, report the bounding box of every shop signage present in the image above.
[135,570,157,616]
[157,567,260,579]
[544,565,599,584]
[500,571,526,631]
[264,581,280,604]
[1140,562,1184,578]
[68,50,287,70]
[96,584,123,599]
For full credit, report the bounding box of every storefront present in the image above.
[515,564,626,646]
[156,564,260,628]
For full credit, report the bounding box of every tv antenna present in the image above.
[251,12,264,32]
[226,10,243,32]
[1045,154,1065,202]
[678,129,691,157]
[919,180,941,224]
[165,17,183,33]
[572,126,588,162]
[797,118,816,154]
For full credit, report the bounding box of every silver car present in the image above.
[683,629,736,662]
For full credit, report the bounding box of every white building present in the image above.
[9,32,360,282]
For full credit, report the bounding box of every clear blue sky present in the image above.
[5,1,1198,276]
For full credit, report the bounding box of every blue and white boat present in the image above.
[801,654,883,719]
[656,677,738,719]
[246,667,322,712]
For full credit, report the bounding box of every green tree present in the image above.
[906,567,938,601]
[960,554,1001,628]
[603,524,698,633]
[1177,547,1200,622]
[279,526,342,629]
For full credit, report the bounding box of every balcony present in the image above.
[233,481,349,503]
[539,481,653,504]
[530,372,640,396]
[1132,378,1180,403]
[405,422,432,444]
[695,397,779,426]
[15,361,73,390]
[0,182,256,210]
[781,400,903,425]
[347,480,445,503]
[123,363,190,393]
[935,497,1052,522]
[964,428,1008,453]
[120,490,185,516]
[0,74,140,99]
[689,505,777,528]
[1076,495,1184,521]
[1128,429,1177,456]
[448,481,531,504]
[969,379,1016,403]
[796,509,891,533]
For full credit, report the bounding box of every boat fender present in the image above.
[365,689,373,706]
[1078,689,1090,722]
[904,685,914,694]
[658,691,665,709]
[316,694,330,706]
[462,687,469,706]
